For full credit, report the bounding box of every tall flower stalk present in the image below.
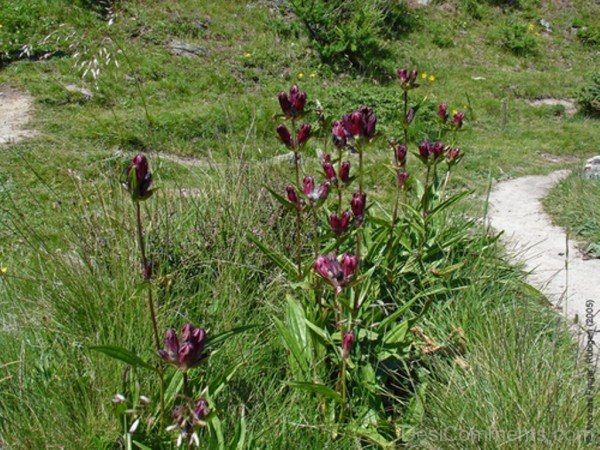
[123,154,165,421]
[277,85,310,280]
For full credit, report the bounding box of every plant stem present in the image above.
[134,202,165,421]
[291,119,303,280]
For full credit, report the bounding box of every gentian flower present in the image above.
[303,176,330,203]
[342,331,355,359]
[452,111,465,129]
[398,68,419,90]
[351,192,367,227]
[332,121,348,148]
[446,147,462,166]
[278,85,307,118]
[418,139,432,159]
[286,185,299,206]
[323,161,337,183]
[314,252,358,293]
[123,154,154,201]
[437,103,448,124]
[159,324,208,372]
[277,124,293,148]
[431,141,445,158]
[391,140,407,165]
[397,171,410,187]
[339,161,351,184]
[329,211,351,236]
[297,123,311,147]
[341,106,377,140]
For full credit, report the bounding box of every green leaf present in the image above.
[90,345,155,371]
[205,326,254,350]
[209,362,243,399]
[383,320,409,345]
[264,185,296,211]
[289,382,343,404]
[132,441,153,450]
[247,233,297,278]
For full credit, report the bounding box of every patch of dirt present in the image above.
[488,170,600,347]
[537,152,579,164]
[0,85,36,144]
[525,98,577,116]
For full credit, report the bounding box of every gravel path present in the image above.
[0,85,35,144]
[488,170,600,345]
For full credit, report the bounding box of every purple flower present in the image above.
[277,124,293,148]
[341,107,376,140]
[143,260,153,280]
[303,176,329,203]
[124,154,153,201]
[297,123,311,147]
[159,323,208,371]
[323,162,337,182]
[278,85,307,118]
[437,103,448,124]
[286,184,299,206]
[431,141,445,158]
[392,142,407,165]
[339,161,350,184]
[341,253,358,279]
[193,399,210,421]
[405,107,415,125]
[332,121,348,148]
[446,147,461,166]
[397,68,419,90]
[351,192,367,226]
[418,140,432,159]
[396,171,410,187]
[342,331,355,359]
[314,252,357,293]
[452,111,465,129]
[329,211,351,236]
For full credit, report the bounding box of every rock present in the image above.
[583,156,600,180]
[65,84,93,99]
[168,41,208,58]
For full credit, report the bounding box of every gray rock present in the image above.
[65,84,93,99]
[583,156,600,180]
[168,41,208,58]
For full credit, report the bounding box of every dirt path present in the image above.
[0,85,35,144]
[488,170,600,343]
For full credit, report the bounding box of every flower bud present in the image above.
[398,68,409,83]
[437,103,448,124]
[323,162,337,182]
[398,68,419,90]
[405,107,415,125]
[124,153,153,201]
[351,192,367,226]
[286,185,298,205]
[164,329,179,361]
[297,123,311,147]
[341,253,358,279]
[446,147,461,165]
[394,143,407,164]
[452,111,465,129]
[329,211,351,236]
[277,124,293,148]
[339,161,350,184]
[316,181,330,200]
[418,140,432,159]
[432,141,444,158]
[348,111,364,137]
[278,91,292,117]
[292,90,307,114]
[332,121,347,148]
[303,176,315,197]
[143,260,153,280]
[397,171,409,187]
[362,106,377,138]
[342,331,355,359]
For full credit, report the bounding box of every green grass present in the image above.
[544,172,600,257]
[0,0,599,447]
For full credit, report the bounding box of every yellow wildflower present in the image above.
[428,74,436,81]
[527,23,535,32]
[0,266,7,275]
[298,73,304,79]
[421,72,428,79]
[310,72,317,79]
[244,52,251,58]
[452,109,458,115]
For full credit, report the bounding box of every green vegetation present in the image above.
[545,173,600,258]
[0,0,599,448]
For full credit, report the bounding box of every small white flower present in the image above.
[128,418,140,433]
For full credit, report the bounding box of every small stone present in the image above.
[583,156,600,180]
[65,84,93,99]
[168,41,208,58]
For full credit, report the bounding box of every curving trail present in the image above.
[488,170,600,345]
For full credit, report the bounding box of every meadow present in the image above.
[0,0,599,448]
